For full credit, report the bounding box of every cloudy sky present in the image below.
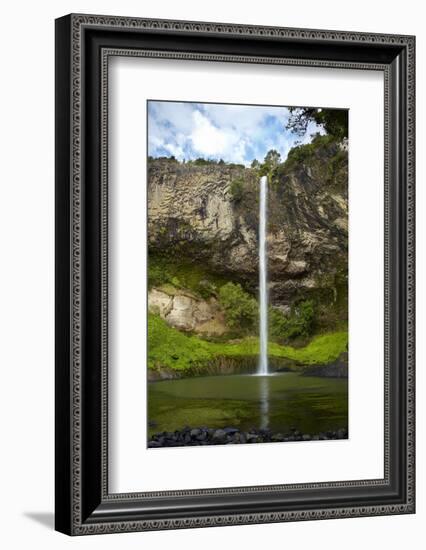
[148,101,323,166]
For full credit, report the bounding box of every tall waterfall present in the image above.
[258,175,268,375]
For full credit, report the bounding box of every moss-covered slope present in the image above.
[148,313,348,377]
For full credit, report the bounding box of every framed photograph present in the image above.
[55,14,415,535]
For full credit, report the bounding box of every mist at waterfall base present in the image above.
[147,176,348,445]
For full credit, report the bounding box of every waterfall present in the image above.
[258,175,268,375]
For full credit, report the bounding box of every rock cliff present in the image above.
[147,136,348,329]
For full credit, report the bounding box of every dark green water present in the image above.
[148,373,348,437]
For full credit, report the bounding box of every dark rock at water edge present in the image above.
[301,352,348,378]
[148,426,348,448]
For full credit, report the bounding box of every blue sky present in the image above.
[148,101,324,166]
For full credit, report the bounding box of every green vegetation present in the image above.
[218,282,257,332]
[254,136,347,191]
[148,255,227,299]
[190,157,220,166]
[229,176,245,202]
[259,149,281,178]
[148,313,348,373]
[282,134,335,171]
[148,313,214,371]
[268,331,347,366]
[269,300,315,341]
[286,107,348,140]
[184,157,245,169]
[147,155,179,163]
[149,257,329,342]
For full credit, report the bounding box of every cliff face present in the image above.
[147,138,348,323]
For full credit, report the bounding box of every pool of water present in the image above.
[148,372,348,437]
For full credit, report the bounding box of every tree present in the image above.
[286,107,348,140]
[251,159,260,169]
[258,149,282,178]
[219,282,257,332]
[263,149,281,169]
[229,177,244,203]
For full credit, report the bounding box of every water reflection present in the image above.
[259,375,270,430]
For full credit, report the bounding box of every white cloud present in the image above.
[162,141,185,159]
[190,111,233,156]
[148,101,325,165]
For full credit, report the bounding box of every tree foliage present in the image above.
[286,108,348,140]
[269,300,315,341]
[229,177,245,203]
[258,149,282,179]
[263,149,281,168]
[219,282,258,332]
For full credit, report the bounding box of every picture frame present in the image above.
[55,13,415,535]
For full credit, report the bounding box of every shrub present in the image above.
[268,300,315,342]
[283,134,336,172]
[218,282,257,332]
[148,261,170,288]
[192,157,217,166]
[292,299,315,337]
[268,307,289,340]
[229,177,244,202]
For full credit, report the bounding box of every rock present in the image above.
[148,287,225,335]
[148,288,173,317]
[166,294,197,331]
[147,426,349,447]
[193,300,214,324]
[211,429,227,444]
[148,143,348,316]
[337,428,348,439]
[302,352,349,378]
[236,432,246,444]
[223,427,239,435]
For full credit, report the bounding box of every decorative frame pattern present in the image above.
[55,14,415,535]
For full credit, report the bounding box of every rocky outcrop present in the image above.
[301,352,348,378]
[148,286,226,335]
[148,138,348,319]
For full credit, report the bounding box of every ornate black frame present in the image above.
[55,14,415,535]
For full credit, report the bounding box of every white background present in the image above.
[0,0,423,548]
[109,58,384,493]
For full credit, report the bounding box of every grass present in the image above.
[148,313,348,372]
[268,332,348,365]
[148,255,228,299]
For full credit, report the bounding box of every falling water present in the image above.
[258,175,268,375]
